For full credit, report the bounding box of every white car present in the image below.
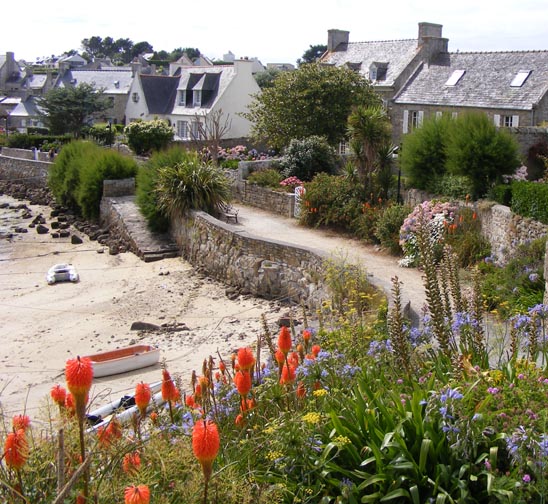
[46,264,79,285]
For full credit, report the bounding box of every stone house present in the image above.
[392,51,548,145]
[125,59,260,141]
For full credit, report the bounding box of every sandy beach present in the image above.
[0,194,287,419]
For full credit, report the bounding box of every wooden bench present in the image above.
[218,202,239,223]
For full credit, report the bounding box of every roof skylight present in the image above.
[510,70,531,87]
[445,69,465,86]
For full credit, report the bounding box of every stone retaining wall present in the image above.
[103,178,136,197]
[1,147,51,162]
[232,181,295,217]
[170,211,328,307]
[478,203,548,265]
[0,153,50,187]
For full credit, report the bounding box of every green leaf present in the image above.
[419,438,432,473]
[380,488,411,501]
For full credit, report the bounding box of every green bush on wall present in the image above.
[511,180,548,224]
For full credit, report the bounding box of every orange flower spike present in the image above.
[237,347,256,371]
[135,382,151,418]
[76,494,85,504]
[50,384,67,407]
[65,356,93,400]
[235,413,245,427]
[280,364,296,385]
[219,360,226,374]
[234,370,252,397]
[274,349,285,366]
[288,351,300,368]
[161,369,179,403]
[296,381,306,399]
[186,395,196,408]
[278,326,292,355]
[302,329,312,343]
[192,420,220,481]
[214,371,221,382]
[311,345,321,357]
[472,211,477,220]
[230,353,237,371]
[12,414,31,432]
[65,393,76,414]
[149,411,158,425]
[122,451,141,475]
[4,429,29,470]
[124,484,151,504]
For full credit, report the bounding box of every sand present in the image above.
[0,195,287,419]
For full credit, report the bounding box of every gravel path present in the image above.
[233,203,427,321]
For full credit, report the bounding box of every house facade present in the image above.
[126,59,260,141]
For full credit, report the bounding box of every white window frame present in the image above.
[410,110,424,129]
[178,90,186,106]
[193,90,202,107]
[177,120,189,139]
[190,120,200,139]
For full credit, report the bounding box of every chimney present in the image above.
[234,59,253,75]
[131,61,142,77]
[418,22,443,44]
[327,29,350,52]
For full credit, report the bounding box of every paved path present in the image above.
[233,203,426,321]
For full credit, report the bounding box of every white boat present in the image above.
[84,344,160,378]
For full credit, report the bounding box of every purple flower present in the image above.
[523,474,531,483]
[487,387,499,395]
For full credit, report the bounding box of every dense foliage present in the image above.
[400,113,521,198]
[279,136,338,181]
[297,44,327,65]
[48,140,137,219]
[244,63,380,150]
[80,36,154,64]
[5,133,72,151]
[510,180,548,224]
[37,83,110,137]
[246,168,284,188]
[124,120,174,155]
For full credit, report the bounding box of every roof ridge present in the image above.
[350,38,416,44]
[451,49,548,55]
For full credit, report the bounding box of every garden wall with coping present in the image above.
[170,210,329,308]
[0,151,50,187]
[232,181,295,218]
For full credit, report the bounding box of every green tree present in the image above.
[37,83,110,137]
[297,44,327,66]
[446,112,521,198]
[280,136,338,181]
[244,62,379,150]
[399,114,452,191]
[347,105,392,193]
[254,67,280,89]
[124,119,174,155]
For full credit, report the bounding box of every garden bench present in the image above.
[219,202,239,223]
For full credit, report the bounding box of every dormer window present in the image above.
[193,90,202,107]
[369,62,388,82]
[510,70,531,87]
[178,90,186,106]
[445,69,465,86]
[114,80,120,88]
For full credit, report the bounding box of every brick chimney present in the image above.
[327,29,350,52]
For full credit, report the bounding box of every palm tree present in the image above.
[347,105,392,195]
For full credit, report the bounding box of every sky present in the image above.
[2,0,547,65]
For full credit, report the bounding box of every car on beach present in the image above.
[46,263,79,285]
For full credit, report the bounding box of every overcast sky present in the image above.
[2,0,547,65]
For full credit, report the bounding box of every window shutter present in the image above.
[403,110,409,134]
[493,114,501,127]
[451,112,458,119]
[512,115,520,127]
[435,111,442,119]
[418,111,424,126]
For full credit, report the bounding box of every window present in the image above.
[338,141,349,155]
[177,120,189,139]
[369,62,388,82]
[445,69,465,86]
[411,110,424,129]
[178,91,186,106]
[494,114,519,127]
[193,90,202,107]
[132,92,139,103]
[510,70,531,87]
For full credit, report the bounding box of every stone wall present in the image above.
[478,203,548,265]
[233,181,295,218]
[170,211,328,307]
[1,147,52,162]
[0,152,50,187]
[103,178,135,197]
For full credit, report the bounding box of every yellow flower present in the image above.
[313,389,327,398]
[263,426,275,434]
[302,412,321,425]
[267,450,283,461]
[334,435,351,447]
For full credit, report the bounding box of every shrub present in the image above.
[399,114,452,191]
[7,132,71,150]
[136,146,193,231]
[374,204,412,255]
[489,183,513,206]
[247,168,283,188]
[511,180,548,224]
[155,151,231,218]
[88,122,115,146]
[445,207,491,267]
[525,140,548,180]
[77,150,138,220]
[431,173,474,199]
[124,119,174,155]
[279,136,338,182]
[47,140,137,219]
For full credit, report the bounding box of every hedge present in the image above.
[511,181,548,224]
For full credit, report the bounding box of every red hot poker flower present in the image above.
[135,382,151,417]
[237,347,256,371]
[98,417,122,447]
[50,384,67,407]
[122,451,141,475]
[311,345,321,357]
[303,329,312,343]
[280,364,296,385]
[297,381,306,399]
[161,369,179,403]
[274,349,285,366]
[124,484,150,504]
[65,356,93,400]
[192,420,220,481]
[4,429,29,470]
[12,415,31,431]
[234,370,252,397]
[278,326,292,355]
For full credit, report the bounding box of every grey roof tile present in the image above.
[394,51,548,110]
[58,69,133,94]
[321,39,420,86]
[140,74,179,114]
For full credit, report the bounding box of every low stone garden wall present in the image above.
[0,151,51,188]
[170,210,329,308]
[232,181,295,218]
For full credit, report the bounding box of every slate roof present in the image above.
[175,65,234,111]
[0,55,6,69]
[394,51,548,110]
[140,74,179,114]
[57,69,133,94]
[321,39,420,86]
[10,96,43,117]
[25,74,48,89]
